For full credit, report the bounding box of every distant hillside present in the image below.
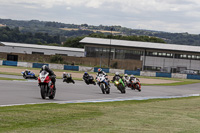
[0,18,200,46]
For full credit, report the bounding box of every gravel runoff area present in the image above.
[0,67,180,84]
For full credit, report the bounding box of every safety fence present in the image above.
[1,60,200,80]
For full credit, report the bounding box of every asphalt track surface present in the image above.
[0,74,200,106]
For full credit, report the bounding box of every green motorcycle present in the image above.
[114,76,126,93]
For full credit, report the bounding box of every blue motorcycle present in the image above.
[21,71,37,80]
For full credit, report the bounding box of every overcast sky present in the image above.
[1,0,200,34]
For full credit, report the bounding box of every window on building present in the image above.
[32,52,44,55]
[7,54,18,61]
[56,53,68,56]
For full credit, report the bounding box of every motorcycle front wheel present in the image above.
[118,84,126,94]
[136,84,141,92]
[40,85,46,99]
[100,84,105,94]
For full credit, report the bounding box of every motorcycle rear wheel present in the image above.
[106,87,110,94]
[49,89,56,99]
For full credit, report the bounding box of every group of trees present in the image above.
[0,27,60,44]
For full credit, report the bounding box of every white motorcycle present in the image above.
[96,74,110,94]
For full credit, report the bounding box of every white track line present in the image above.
[0,94,199,107]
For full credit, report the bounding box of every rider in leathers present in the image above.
[83,72,89,81]
[129,75,139,82]
[63,72,75,84]
[123,74,130,87]
[96,68,110,87]
[40,65,56,89]
[112,72,123,82]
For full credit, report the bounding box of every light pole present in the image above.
[108,27,113,67]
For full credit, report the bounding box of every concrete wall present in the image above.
[49,64,64,70]
[17,62,32,68]
[172,73,187,79]
[0,60,2,65]
[109,69,124,74]
[79,66,94,72]
[0,52,143,70]
[140,71,156,77]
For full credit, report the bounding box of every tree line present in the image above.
[0,27,60,44]
[1,18,200,46]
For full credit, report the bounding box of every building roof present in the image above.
[80,37,200,53]
[0,42,84,52]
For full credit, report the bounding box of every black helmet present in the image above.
[84,72,88,75]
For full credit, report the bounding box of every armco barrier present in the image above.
[17,62,32,68]
[64,65,79,71]
[49,64,64,70]
[172,73,187,79]
[2,60,17,66]
[32,63,49,68]
[140,71,156,77]
[156,72,171,78]
[0,60,2,65]
[109,69,124,74]
[79,66,94,72]
[124,70,140,76]
[94,67,109,73]
[187,74,200,80]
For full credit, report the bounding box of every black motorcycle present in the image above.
[84,75,96,85]
[63,74,75,84]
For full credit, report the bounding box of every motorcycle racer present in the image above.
[63,72,75,84]
[96,68,110,86]
[112,72,123,82]
[83,72,89,81]
[40,65,56,89]
[123,74,130,87]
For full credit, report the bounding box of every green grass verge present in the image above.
[0,77,25,81]
[1,97,200,132]
[142,78,200,86]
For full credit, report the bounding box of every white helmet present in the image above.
[130,75,134,78]
[115,72,119,76]
[42,65,48,70]
[124,74,128,77]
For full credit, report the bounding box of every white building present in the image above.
[0,42,84,57]
[80,37,200,73]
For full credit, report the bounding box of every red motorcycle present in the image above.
[130,78,141,92]
[125,78,141,92]
[38,71,56,99]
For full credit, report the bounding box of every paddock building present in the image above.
[80,37,200,73]
[0,42,84,61]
